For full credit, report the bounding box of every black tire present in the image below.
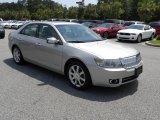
[117,39,122,42]
[0,34,4,39]
[66,61,92,89]
[149,33,154,40]
[103,32,109,38]
[12,46,24,65]
[137,34,142,43]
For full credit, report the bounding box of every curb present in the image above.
[145,41,160,47]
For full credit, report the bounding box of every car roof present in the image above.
[130,24,146,27]
[28,21,78,26]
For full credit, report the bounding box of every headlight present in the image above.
[94,58,122,68]
[136,53,142,63]
[131,33,136,35]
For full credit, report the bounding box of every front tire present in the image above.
[66,61,91,89]
[103,32,109,38]
[137,34,142,43]
[12,47,24,65]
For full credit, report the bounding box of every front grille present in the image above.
[122,75,138,83]
[119,33,130,35]
[119,37,129,40]
[121,54,142,68]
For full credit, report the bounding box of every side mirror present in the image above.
[47,37,60,44]
[144,28,149,30]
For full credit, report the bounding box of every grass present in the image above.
[149,39,160,45]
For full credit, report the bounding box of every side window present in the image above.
[38,24,59,40]
[144,25,150,30]
[113,24,119,28]
[20,24,38,37]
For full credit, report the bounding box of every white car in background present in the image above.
[0,21,10,27]
[117,24,155,42]
[11,21,25,29]
[5,21,17,29]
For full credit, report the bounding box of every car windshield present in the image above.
[127,25,144,30]
[149,23,160,28]
[55,24,103,43]
[99,23,113,28]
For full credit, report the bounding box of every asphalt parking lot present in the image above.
[0,29,160,120]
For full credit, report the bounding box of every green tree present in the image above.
[138,0,157,22]
[67,7,78,19]
[84,4,99,19]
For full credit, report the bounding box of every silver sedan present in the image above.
[8,22,143,89]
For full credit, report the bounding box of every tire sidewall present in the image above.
[137,35,142,43]
[12,47,24,65]
[150,33,154,40]
[66,61,91,89]
[104,32,109,38]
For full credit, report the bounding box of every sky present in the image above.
[1,0,98,8]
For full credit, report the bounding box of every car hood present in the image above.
[70,40,138,59]
[119,29,142,34]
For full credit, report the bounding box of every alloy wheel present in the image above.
[68,65,86,88]
[12,47,24,64]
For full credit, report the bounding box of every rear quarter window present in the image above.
[20,24,38,37]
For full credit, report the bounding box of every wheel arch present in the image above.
[64,58,93,87]
[103,31,109,37]
[11,44,20,53]
[64,58,91,79]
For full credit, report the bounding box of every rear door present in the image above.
[18,23,39,61]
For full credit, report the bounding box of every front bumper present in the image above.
[11,25,18,29]
[88,61,143,87]
[117,34,138,41]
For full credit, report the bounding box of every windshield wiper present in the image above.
[67,41,85,43]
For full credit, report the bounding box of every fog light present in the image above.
[109,79,119,84]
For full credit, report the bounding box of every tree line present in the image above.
[0,0,160,22]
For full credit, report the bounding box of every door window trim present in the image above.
[19,23,39,38]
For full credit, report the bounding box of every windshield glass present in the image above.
[149,23,160,28]
[55,24,103,43]
[99,23,113,28]
[127,25,144,30]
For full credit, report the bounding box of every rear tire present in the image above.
[66,61,92,90]
[12,47,24,65]
[150,33,154,40]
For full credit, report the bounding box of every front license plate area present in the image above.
[135,66,143,76]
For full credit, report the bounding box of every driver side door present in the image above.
[34,24,63,72]
[143,25,152,39]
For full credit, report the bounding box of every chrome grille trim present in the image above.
[120,54,142,68]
